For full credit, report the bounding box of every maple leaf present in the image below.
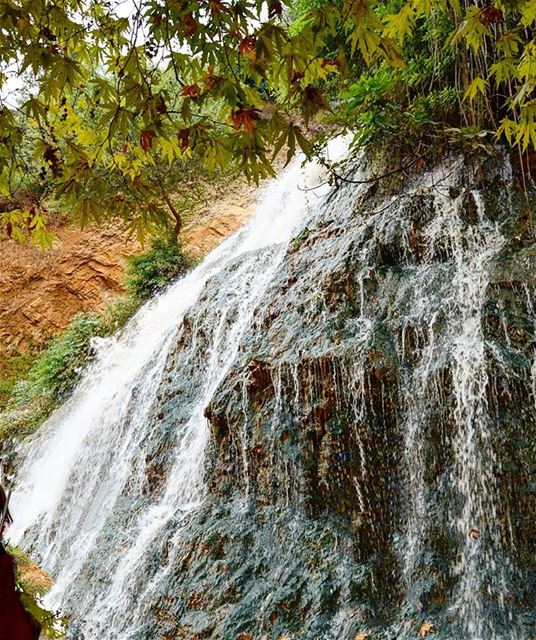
[183,13,197,37]
[301,85,329,124]
[355,632,369,640]
[140,130,155,152]
[181,84,201,98]
[209,0,226,15]
[204,73,224,90]
[43,144,63,177]
[481,6,503,25]
[419,621,435,638]
[231,106,259,133]
[239,35,256,57]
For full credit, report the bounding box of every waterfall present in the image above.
[8,139,349,639]
[7,145,534,640]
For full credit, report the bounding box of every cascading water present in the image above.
[9,140,349,639]
[7,144,535,640]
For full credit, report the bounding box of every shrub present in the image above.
[12,313,103,409]
[0,353,34,410]
[125,239,195,301]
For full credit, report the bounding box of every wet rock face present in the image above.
[145,152,536,640]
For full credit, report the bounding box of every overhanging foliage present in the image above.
[0,0,535,244]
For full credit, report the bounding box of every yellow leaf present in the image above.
[449,6,490,53]
[159,137,181,165]
[384,5,415,44]
[77,129,100,146]
[463,76,487,103]
[379,37,405,68]
[419,621,435,637]
[515,121,536,151]
[347,24,381,62]
[520,0,536,26]
[496,118,517,144]
[489,60,514,85]
[355,632,369,640]
[411,0,432,16]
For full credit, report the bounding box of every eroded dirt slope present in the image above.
[0,180,256,357]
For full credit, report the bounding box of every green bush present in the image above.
[125,239,195,301]
[0,353,35,410]
[12,313,103,407]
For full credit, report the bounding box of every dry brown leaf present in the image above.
[355,633,369,640]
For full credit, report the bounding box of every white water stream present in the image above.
[8,140,349,639]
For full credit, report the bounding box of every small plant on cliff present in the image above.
[125,239,196,301]
[0,353,34,411]
[12,313,103,408]
[0,313,106,442]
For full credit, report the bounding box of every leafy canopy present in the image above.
[0,0,535,244]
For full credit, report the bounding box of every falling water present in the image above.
[212,152,532,639]
[8,139,349,639]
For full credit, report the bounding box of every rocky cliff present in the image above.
[0,223,139,356]
[12,150,536,640]
[148,152,535,640]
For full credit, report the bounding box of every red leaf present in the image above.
[481,6,503,25]
[204,73,224,90]
[238,35,256,57]
[140,130,155,152]
[304,85,328,108]
[181,83,201,98]
[231,107,259,133]
[184,13,197,37]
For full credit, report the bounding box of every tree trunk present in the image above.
[162,191,182,241]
